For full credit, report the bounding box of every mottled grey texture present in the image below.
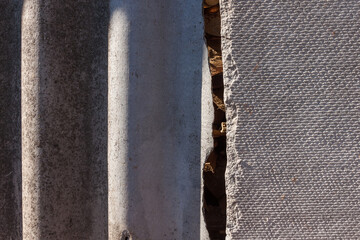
[108,1,206,239]
[22,1,109,239]
[202,43,214,240]
[221,0,360,239]
[0,0,22,239]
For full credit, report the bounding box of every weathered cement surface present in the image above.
[108,0,208,239]
[221,0,360,239]
[0,1,22,238]
[201,44,214,240]
[22,1,109,239]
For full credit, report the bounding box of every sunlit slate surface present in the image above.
[221,1,360,238]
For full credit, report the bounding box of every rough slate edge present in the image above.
[220,1,360,239]
[219,1,243,238]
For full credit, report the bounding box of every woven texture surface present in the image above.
[221,1,360,239]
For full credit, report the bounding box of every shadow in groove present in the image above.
[0,0,22,238]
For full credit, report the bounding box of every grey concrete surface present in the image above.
[22,1,109,239]
[201,44,214,240]
[221,0,360,239]
[108,1,208,239]
[0,1,210,238]
[0,1,22,239]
